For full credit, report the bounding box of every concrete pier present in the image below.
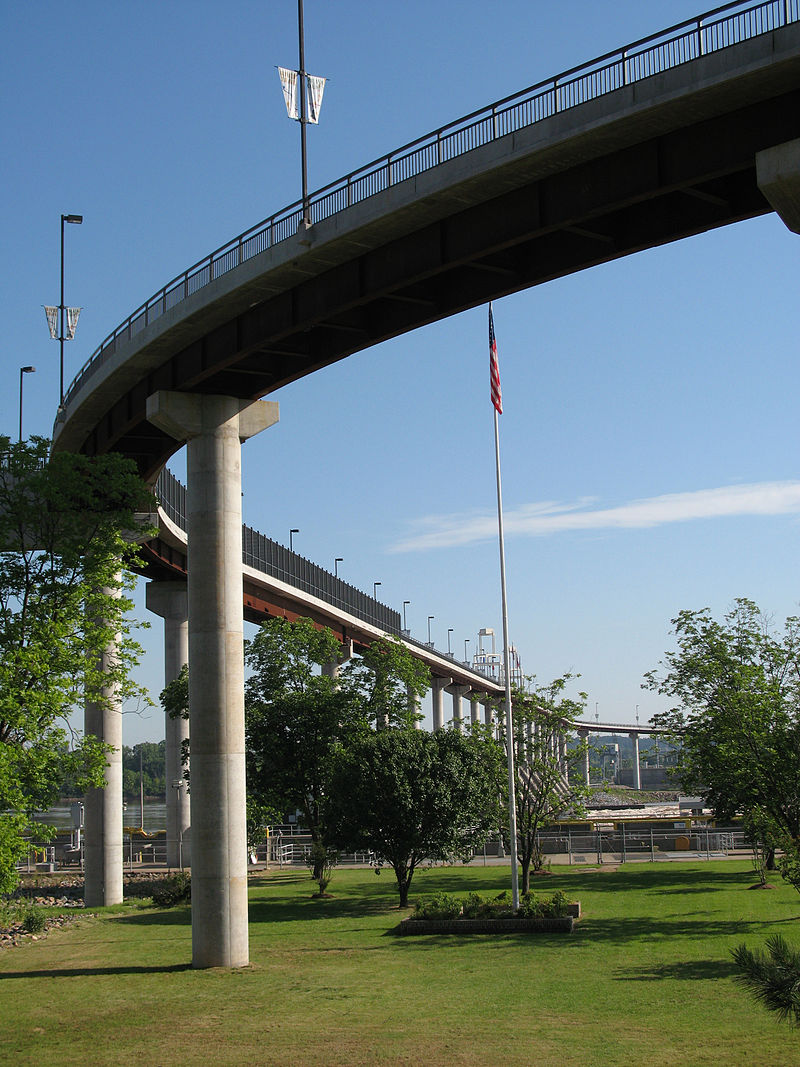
[147,391,278,969]
[146,580,191,868]
[84,589,123,907]
[431,676,449,731]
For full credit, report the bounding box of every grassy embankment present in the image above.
[1,860,799,1066]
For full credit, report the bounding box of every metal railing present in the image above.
[155,469,401,634]
[61,0,799,411]
[154,469,504,682]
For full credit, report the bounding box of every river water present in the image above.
[34,799,167,832]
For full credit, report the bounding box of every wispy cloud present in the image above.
[388,481,800,552]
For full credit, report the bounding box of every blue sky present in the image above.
[3,1,799,744]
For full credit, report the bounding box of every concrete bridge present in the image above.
[50,1,800,966]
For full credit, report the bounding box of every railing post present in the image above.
[208,253,214,283]
[697,17,704,57]
[387,155,393,188]
[238,237,243,266]
[184,273,189,300]
[621,48,627,86]
[347,175,352,207]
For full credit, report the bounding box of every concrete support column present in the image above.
[322,639,353,681]
[84,586,123,908]
[630,732,641,790]
[483,701,494,731]
[148,390,278,970]
[431,676,449,731]
[446,684,469,732]
[577,727,590,786]
[757,138,800,234]
[407,682,422,728]
[469,693,481,726]
[146,580,191,868]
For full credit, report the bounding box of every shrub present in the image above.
[152,873,191,907]
[22,908,46,934]
[413,892,462,920]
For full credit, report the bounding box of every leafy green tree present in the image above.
[339,636,429,729]
[0,437,152,892]
[488,675,590,893]
[326,728,503,907]
[645,600,800,840]
[244,617,370,880]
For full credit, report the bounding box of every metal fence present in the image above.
[62,0,800,410]
[155,468,401,634]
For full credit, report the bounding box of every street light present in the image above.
[18,366,35,442]
[403,600,410,632]
[290,528,299,552]
[427,615,434,645]
[373,581,381,600]
[447,628,453,654]
[464,638,470,663]
[59,213,83,405]
[334,557,343,578]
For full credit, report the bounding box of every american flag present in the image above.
[489,304,502,414]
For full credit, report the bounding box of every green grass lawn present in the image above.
[1,861,799,1066]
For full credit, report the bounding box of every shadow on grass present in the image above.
[616,958,740,981]
[0,962,192,979]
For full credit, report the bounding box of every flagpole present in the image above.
[489,304,520,912]
[297,0,310,226]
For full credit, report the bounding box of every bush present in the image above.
[413,888,571,920]
[21,908,46,933]
[413,892,462,920]
[152,873,191,907]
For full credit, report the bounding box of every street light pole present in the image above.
[464,638,470,663]
[373,581,381,600]
[447,628,453,655]
[19,366,35,442]
[427,615,434,645]
[334,557,343,578]
[403,600,410,632]
[60,213,82,405]
[290,528,299,552]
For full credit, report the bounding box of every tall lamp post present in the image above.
[427,615,434,646]
[464,638,470,663]
[59,213,83,405]
[373,581,381,600]
[403,600,410,633]
[447,628,453,655]
[289,528,299,552]
[334,557,342,578]
[19,366,35,442]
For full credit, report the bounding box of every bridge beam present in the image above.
[147,390,279,969]
[146,580,191,869]
[757,138,800,234]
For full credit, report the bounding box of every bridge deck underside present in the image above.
[83,77,800,478]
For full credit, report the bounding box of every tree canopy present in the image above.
[646,599,800,840]
[244,617,430,878]
[499,676,590,893]
[0,437,153,891]
[326,728,503,906]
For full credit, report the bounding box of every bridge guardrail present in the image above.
[61,0,799,412]
[154,467,500,684]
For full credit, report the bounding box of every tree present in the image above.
[339,636,429,729]
[492,675,590,894]
[326,728,503,907]
[244,617,369,880]
[732,935,800,1026]
[645,600,800,842]
[0,437,152,892]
